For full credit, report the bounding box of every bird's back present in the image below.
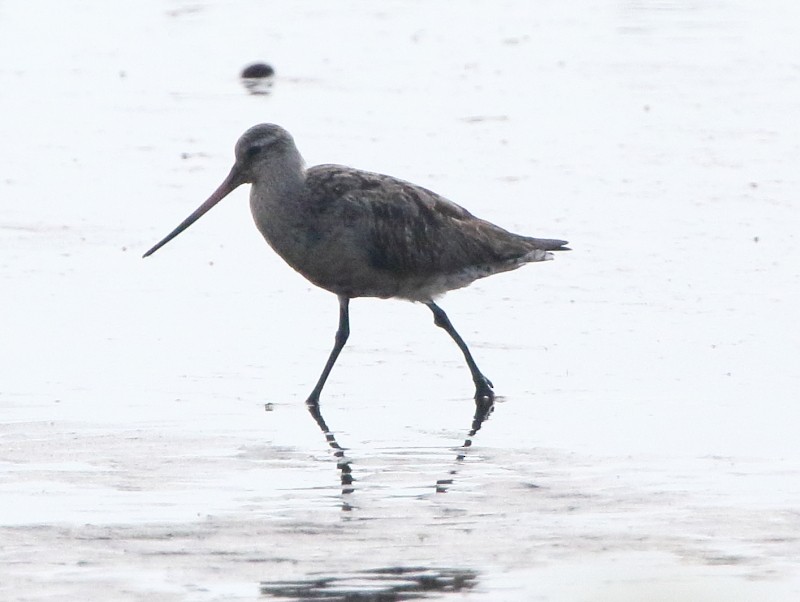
[291,165,566,301]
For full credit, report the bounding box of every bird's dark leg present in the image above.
[306,295,350,406]
[426,302,495,402]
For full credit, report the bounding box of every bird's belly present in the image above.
[253,211,500,301]
[301,257,490,302]
[263,231,496,301]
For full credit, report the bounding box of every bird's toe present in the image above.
[474,377,495,403]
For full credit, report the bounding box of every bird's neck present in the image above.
[248,145,312,264]
[250,148,306,213]
[264,144,306,192]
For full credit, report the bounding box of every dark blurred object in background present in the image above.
[240,62,275,95]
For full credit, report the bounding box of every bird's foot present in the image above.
[474,376,495,403]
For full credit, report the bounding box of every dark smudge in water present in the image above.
[260,566,479,601]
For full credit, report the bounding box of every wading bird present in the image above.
[144,124,568,405]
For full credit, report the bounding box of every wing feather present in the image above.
[306,165,566,280]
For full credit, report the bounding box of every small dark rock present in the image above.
[241,62,274,78]
[241,62,275,95]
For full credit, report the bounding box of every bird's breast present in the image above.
[249,191,363,291]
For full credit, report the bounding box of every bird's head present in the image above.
[142,123,297,258]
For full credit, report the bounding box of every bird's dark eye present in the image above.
[246,145,264,158]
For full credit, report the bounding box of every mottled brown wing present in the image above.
[310,166,538,277]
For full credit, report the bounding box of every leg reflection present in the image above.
[435,397,495,493]
[306,401,355,506]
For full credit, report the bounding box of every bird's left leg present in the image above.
[426,302,495,402]
[306,295,350,406]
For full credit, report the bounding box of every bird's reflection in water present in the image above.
[435,396,495,493]
[306,396,495,501]
[305,401,355,510]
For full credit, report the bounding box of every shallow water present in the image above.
[2,0,800,600]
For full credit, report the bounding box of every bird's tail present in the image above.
[518,237,570,263]
[526,237,570,251]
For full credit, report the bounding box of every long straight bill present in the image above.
[143,166,243,258]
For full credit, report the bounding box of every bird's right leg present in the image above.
[426,302,495,402]
[306,295,350,406]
